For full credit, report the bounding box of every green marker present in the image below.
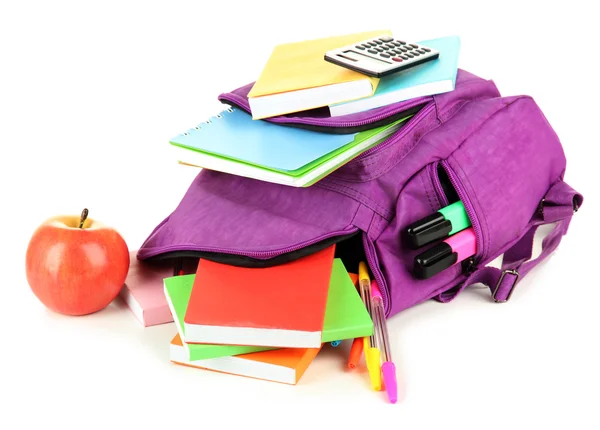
[406,200,471,249]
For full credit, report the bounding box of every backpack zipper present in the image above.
[439,160,484,263]
[218,93,431,134]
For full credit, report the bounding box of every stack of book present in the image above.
[169,30,461,187]
[163,246,373,384]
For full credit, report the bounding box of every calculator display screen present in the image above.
[341,50,391,64]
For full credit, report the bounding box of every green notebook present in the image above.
[164,258,372,361]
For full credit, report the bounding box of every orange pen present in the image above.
[347,337,364,369]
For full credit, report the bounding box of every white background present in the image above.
[1,1,599,429]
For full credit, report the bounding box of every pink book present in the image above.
[119,251,198,327]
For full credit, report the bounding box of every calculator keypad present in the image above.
[325,35,440,78]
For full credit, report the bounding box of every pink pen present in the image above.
[371,280,398,404]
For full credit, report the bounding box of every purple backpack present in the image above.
[138,69,583,318]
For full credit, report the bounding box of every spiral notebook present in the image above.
[169,107,410,187]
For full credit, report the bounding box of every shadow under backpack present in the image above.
[137,69,583,318]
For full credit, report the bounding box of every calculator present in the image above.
[324,35,439,78]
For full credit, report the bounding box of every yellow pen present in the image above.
[358,262,382,391]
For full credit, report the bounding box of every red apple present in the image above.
[25,209,130,316]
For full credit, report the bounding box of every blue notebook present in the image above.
[328,35,461,117]
[169,107,410,187]
[170,107,353,173]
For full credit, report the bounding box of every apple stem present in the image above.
[79,208,89,229]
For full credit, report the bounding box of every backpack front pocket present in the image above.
[441,96,567,265]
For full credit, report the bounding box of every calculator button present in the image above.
[399,47,407,52]
[379,36,394,42]
[375,47,383,52]
[388,50,397,55]
[362,44,371,49]
[422,47,431,52]
[410,44,419,48]
[356,45,365,50]
[369,42,378,47]
[392,57,402,62]
[397,40,406,45]
[380,53,390,58]
[381,46,389,50]
[393,41,402,47]
[386,44,396,49]
[412,51,420,56]
[417,49,426,54]
[401,55,409,60]
[406,53,414,58]
[368,49,378,54]
[374,40,383,45]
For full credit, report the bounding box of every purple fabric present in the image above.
[138,69,583,317]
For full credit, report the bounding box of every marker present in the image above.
[405,201,471,249]
[358,262,382,391]
[413,227,476,279]
[330,340,342,347]
[371,280,397,404]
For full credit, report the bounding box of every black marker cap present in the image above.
[405,213,452,249]
[413,242,457,280]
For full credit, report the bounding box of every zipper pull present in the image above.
[461,257,477,275]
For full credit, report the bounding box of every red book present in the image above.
[183,245,335,348]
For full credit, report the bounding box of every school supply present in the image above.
[165,257,371,363]
[170,106,411,187]
[247,30,389,119]
[170,334,321,385]
[358,262,381,391]
[406,200,471,249]
[328,35,460,117]
[138,68,583,331]
[325,35,439,78]
[164,274,274,360]
[320,259,373,343]
[414,227,477,279]
[372,280,397,404]
[119,251,197,327]
[183,246,335,348]
[347,337,364,369]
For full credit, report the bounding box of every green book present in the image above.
[321,259,373,342]
[164,258,372,361]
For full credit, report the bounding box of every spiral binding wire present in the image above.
[181,106,235,136]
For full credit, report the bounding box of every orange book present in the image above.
[170,334,321,385]
[183,246,335,348]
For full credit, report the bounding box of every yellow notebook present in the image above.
[248,30,391,119]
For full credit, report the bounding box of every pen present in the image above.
[405,200,471,249]
[371,280,397,404]
[358,262,382,391]
[413,227,476,279]
[346,271,364,369]
[347,337,364,369]
[330,340,342,347]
